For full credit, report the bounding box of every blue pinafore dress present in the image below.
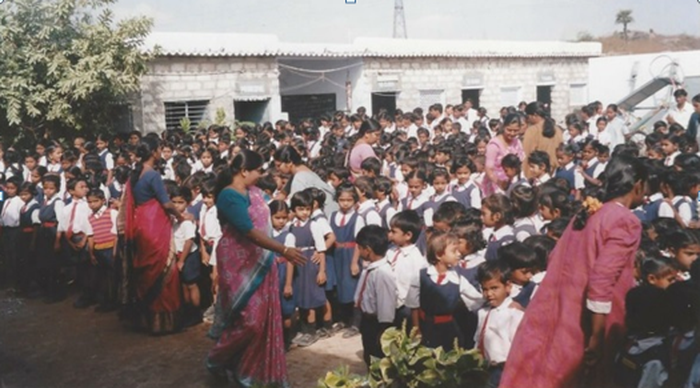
[290,220,326,309]
[418,268,464,351]
[274,230,296,317]
[330,211,360,304]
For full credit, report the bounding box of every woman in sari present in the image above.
[123,134,189,334]
[482,113,525,196]
[207,149,305,387]
[499,155,647,388]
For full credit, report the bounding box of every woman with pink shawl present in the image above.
[499,155,647,388]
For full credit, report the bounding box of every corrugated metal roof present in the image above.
[145,32,602,58]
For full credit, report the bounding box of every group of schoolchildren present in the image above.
[1,93,700,388]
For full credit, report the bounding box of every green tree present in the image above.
[615,9,634,41]
[0,0,154,146]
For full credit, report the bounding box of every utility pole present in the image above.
[393,0,407,39]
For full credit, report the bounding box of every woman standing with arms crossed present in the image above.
[206,149,305,387]
[499,155,647,388]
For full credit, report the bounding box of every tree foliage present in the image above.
[615,9,634,40]
[0,0,154,146]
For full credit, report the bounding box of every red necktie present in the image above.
[355,268,375,309]
[390,250,401,269]
[477,310,492,359]
[66,203,78,240]
[407,198,414,210]
[489,234,497,242]
[340,213,346,227]
[21,203,27,213]
[436,273,446,285]
[201,209,207,238]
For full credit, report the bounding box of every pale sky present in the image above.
[113,0,700,42]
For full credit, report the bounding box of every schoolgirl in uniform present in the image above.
[510,186,541,242]
[482,194,515,262]
[450,157,481,210]
[373,176,395,229]
[354,177,382,227]
[553,144,578,194]
[1,176,23,292]
[400,170,429,221]
[17,182,41,294]
[36,174,64,302]
[270,200,297,350]
[416,231,483,351]
[423,168,456,228]
[527,151,551,188]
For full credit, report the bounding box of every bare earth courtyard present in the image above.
[0,295,365,388]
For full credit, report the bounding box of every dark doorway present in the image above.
[461,89,481,108]
[281,93,336,124]
[537,86,553,113]
[371,92,397,116]
[234,100,269,124]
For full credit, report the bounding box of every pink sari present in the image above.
[206,187,287,387]
[482,136,524,197]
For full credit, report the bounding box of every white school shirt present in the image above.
[173,219,198,254]
[45,196,65,225]
[668,102,694,130]
[474,297,525,364]
[587,115,600,138]
[596,130,612,147]
[606,117,629,150]
[333,209,365,238]
[658,195,693,227]
[452,181,482,209]
[307,140,322,160]
[357,200,382,227]
[532,173,551,187]
[488,225,514,244]
[22,199,41,225]
[664,151,681,167]
[423,191,457,228]
[396,181,408,201]
[57,198,93,236]
[220,150,229,161]
[405,124,419,140]
[386,244,428,309]
[413,265,483,312]
[199,205,223,243]
[376,198,397,227]
[293,217,328,253]
[47,162,62,173]
[354,258,397,324]
[399,192,428,212]
[513,216,540,242]
[311,209,333,238]
[530,271,546,301]
[162,159,175,180]
[99,149,114,170]
[459,250,486,270]
[38,156,47,167]
[575,157,605,190]
[272,228,296,248]
[0,196,23,227]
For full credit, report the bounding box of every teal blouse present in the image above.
[216,188,253,234]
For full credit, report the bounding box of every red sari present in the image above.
[206,187,287,387]
[499,202,641,388]
[124,182,182,334]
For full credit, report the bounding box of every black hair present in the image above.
[389,210,423,244]
[269,199,290,216]
[426,231,459,265]
[335,181,359,202]
[498,241,538,270]
[330,167,351,181]
[523,235,556,271]
[674,89,688,98]
[573,155,648,230]
[450,157,476,175]
[374,176,393,196]
[66,176,87,192]
[353,176,375,200]
[18,182,37,197]
[167,185,193,203]
[256,174,277,194]
[433,202,468,225]
[482,194,514,225]
[200,179,217,197]
[451,219,486,253]
[42,174,61,192]
[510,185,538,218]
[477,260,511,285]
[545,217,571,239]
[525,102,556,138]
[501,154,522,171]
[527,150,551,172]
[430,167,450,185]
[304,187,328,209]
[213,149,264,200]
[356,225,390,257]
[87,188,105,201]
[665,230,699,252]
[640,255,676,283]
[274,145,303,166]
[290,190,314,211]
[129,136,161,188]
[360,157,382,176]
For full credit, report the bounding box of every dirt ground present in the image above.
[0,293,365,388]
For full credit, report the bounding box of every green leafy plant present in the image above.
[179,117,191,133]
[318,326,487,388]
[214,107,227,126]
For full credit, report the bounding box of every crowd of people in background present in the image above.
[1,89,700,388]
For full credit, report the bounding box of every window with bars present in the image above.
[419,89,444,108]
[164,100,209,131]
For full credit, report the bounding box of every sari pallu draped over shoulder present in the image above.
[123,181,182,334]
[207,187,288,388]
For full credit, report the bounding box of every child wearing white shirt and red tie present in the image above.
[1,176,24,292]
[475,261,525,388]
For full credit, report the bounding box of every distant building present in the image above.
[132,32,601,132]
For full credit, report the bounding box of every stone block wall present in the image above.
[135,57,280,133]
